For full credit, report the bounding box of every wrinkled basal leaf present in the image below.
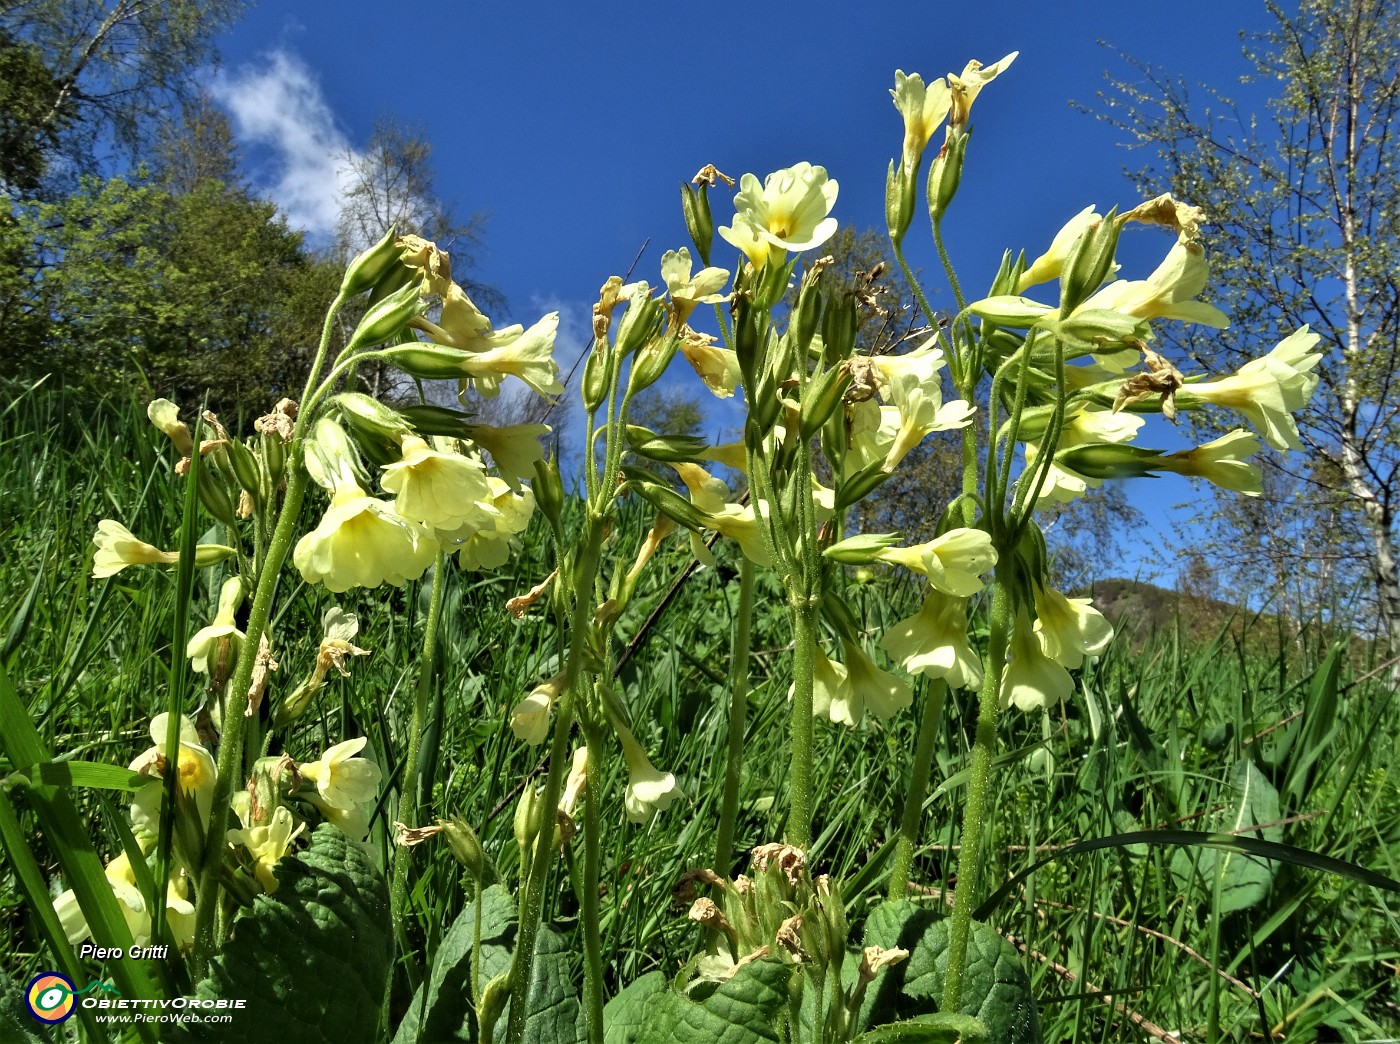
[859,901,1040,1044]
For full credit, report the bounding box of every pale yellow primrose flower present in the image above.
[381,435,493,530]
[875,527,997,597]
[560,746,589,817]
[147,398,194,456]
[228,792,305,893]
[304,792,371,843]
[299,736,382,812]
[880,592,982,689]
[946,52,1018,139]
[1178,327,1322,451]
[1079,238,1228,329]
[614,720,680,823]
[876,361,976,470]
[719,163,839,262]
[54,855,195,949]
[1003,611,1073,712]
[701,502,773,569]
[891,70,951,172]
[458,313,565,399]
[129,713,218,826]
[411,281,508,352]
[798,648,851,726]
[1023,406,1144,505]
[1032,587,1114,669]
[1158,429,1265,495]
[680,334,743,398]
[841,639,913,724]
[510,671,567,745]
[1016,206,1102,293]
[91,520,175,577]
[464,423,550,491]
[661,247,730,323]
[442,478,535,572]
[186,576,245,676]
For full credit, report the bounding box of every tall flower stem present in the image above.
[189,291,346,971]
[505,525,603,1044]
[786,595,818,851]
[941,577,1012,1012]
[887,678,948,900]
[714,559,755,877]
[390,551,448,978]
[577,720,608,1044]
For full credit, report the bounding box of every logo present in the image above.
[25,973,76,1025]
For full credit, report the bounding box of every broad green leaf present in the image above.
[178,825,391,1043]
[391,885,584,1044]
[1283,643,1342,805]
[634,958,793,1044]
[602,971,667,1044]
[859,902,1040,1044]
[1170,757,1282,914]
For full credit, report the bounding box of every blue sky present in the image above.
[210,2,1281,584]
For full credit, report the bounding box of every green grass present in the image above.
[1,379,1397,1041]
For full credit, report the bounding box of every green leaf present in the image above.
[177,824,391,1043]
[391,885,584,1044]
[1170,757,1282,914]
[1283,642,1343,805]
[634,958,794,1044]
[602,972,667,1044]
[5,760,149,792]
[860,902,1041,1044]
[851,1013,991,1043]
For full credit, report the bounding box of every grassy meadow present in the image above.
[0,379,1397,1042]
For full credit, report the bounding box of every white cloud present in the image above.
[208,50,358,239]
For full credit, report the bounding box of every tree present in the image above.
[0,29,67,192]
[0,0,243,186]
[1096,0,1400,656]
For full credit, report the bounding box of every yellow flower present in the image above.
[147,398,193,456]
[871,346,976,470]
[879,592,982,688]
[458,313,564,399]
[303,792,372,843]
[228,793,305,893]
[299,736,382,811]
[1157,429,1264,495]
[510,671,566,745]
[411,281,506,351]
[186,576,244,676]
[841,639,913,724]
[679,333,743,398]
[129,713,218,826]
[875,527,997,597]
[92,520,178,577]
[661,247,730,323]
[1016,206,1102,293]
[560,746,589,817]
[701,502,772,568]
[293,489,436,592]
[615,720,680,823]
[53,856,195,948]
[1003,611,1073,712]
[1023,406,1144,505]
[720,162,839,259]
[796,647,851,725]
[464,423,550,490]
[891,70,951,172]
[441,478,535,572]
[946,52,1018,139]
[1032,587,1113,669]
[1079,238,1228,328]
[1178,327,1322,451]
[380,435,493,530]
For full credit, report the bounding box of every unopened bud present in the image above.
[341,226,401,296]
[1058,208,1121,315]
[625,426,708,463]
[582,347,609,413]
[1055,442,1162,480]
[885,159,916,244]
[382,344,471,381]
[927,132,969,223]
[348,280,424,349]
[628,330,681,395]
[799,365,852,438]
[442,816,487,878]
[615,287,663,357]
[681,182,714,267]
[332,392,414,442]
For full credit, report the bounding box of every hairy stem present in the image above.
[887,678,949,900]
[714,559,755,877]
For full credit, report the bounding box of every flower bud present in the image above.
[147,399,193,456]
[926,132,968,224]
[966,295,1054,327]
[582,346,609,413]
[821,293,858,364]
[793,275,823,356]
[625,426,708,463]
[348,281,424,349]
[383,344,473,381]
[628,330,681,395]
[1054,442,1162,480]
[332,392,414,443]
[196,465,238,526]
[835,462,892,511]
[442,816,488,878]
[681,182,714,267]
[395,403,472,439]
[1058,209,1121,315]
[193,544,237,569]
[799,365,851,438]
[222,435,262,497]
[532,456,564,537]
[514,785,545,855]
[885,159,916,244]
[822,532,903,564]
[340,226,401,296]
[615,285,663,357]
[623,470,710,533]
